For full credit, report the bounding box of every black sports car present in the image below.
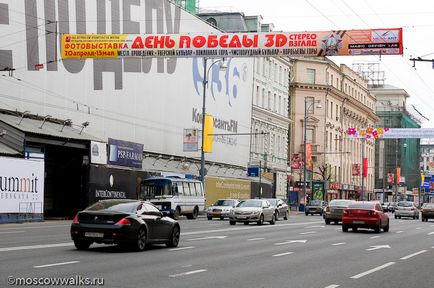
[71,199,180,251]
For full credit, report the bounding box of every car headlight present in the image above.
[223,208,230,212]
[207,207,213,212]
[253,211,261,215]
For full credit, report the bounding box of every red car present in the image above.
[342,201,389,233]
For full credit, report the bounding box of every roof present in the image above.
[0,142,20,155]
[0,113,102,142]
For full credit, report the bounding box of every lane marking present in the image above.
[248,238,265,241]
[350,262,395,279]
[306,225,325,228]
[396,231,404,234]
[168,246,195,251]
[0,225,69,231]
[272,251,293,257]
[300,231,316,235]
[275,240,307,246]
[331,242,346,246]
[324,285,340,288]
[169,269,207,278]
[400,250,427,260]
[181,265,192,268]
[428,232,434,235]
[370,236,380,239]
[366,245,390,251]
[34,261,79,268]
[187,236,227,241]
[416,227,422,230]
[0,243,72,252]
[0,231,25,234]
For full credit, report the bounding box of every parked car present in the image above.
[394,201,420,219]
[324,199,355,224]
[421,203,434,222]
[342,201,389,233]
[305,200,327,216]
[264,198,289,220]
[229,199,276,225]
[207,199,239,220]
[70,199,180,251]
[381,202,390,212]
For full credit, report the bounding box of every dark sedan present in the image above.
[421,203,434,222]
[324,199,354,224]
[71,199,180,251]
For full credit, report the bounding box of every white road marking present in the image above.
[168,246,195,251]
[275,240,307,246]
[300,231,316,235]
[400,250,427,260]
[428,232,434,235]
[187,236,227,241]
[169,269,207,278]
[396,231,404,234]
[0,242,73,252]
[306,225,325,228]
[181,265,192,268]
[350,262,395,279]
[331,242,346,246]
[366,245,391,251]
[34,261,79,268]
[248,238,265,241]
[0,231,25,234]
[0,225,69,231]
[324,285,340,288]
[370,236,380,239]
[272,251,293,257]
[416,227,422,230]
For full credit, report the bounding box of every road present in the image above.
[1,214,433,288]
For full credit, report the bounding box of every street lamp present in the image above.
[200,57,226,185]
[303,97,322,208]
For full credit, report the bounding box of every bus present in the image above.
[139,177,205,220]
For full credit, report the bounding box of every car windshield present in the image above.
[330,200,352,207]
[348,202,375,209]
[237,200,262,208]
[266,199,278,206]
[85,201,140,213]
[398,202,413,207]
[213,200,234,206]
[423,203,434,209]
[309,200,323,206]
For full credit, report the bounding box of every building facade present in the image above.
[289,58,378,204]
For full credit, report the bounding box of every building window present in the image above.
[279,95,282,114]
[268,91,271,110]
[273,93,277,112]
[306,68,316,84]
[262,88,265,108]
[256,85,260,106]
[306,96,316,114]
[306,128,314,143]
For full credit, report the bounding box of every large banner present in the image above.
[61,28,403,59]
[348,127,434,139]
[0,157,44,214]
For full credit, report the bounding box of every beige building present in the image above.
[289,58,378,203]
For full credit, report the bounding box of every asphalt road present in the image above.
[0,213,433,288]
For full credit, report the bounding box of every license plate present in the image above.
[237,216,247,219]
[85,232,104,238]
[353,220,364,224]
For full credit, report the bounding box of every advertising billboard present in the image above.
[0,157,44,214]
[0,1,253,167]
[205,176,251,208]
[61,28,403,59]
[348,127,434,139]
[108,138,144,168]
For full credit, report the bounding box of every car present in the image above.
[342,201,389,233]
[388,202,398,213]
[421,203,434,222]
[207,199,239,220]
[394,201,420,219]
[264,198,289,220]
[70,199,180,251]
[381,202,390,212]
[229,199,276,225]
[323,199,355,224]
[305,200,327,216]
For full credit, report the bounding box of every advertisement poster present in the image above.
[108,138,143,168]
[352,163,361,176]
[306,144,313,171]
[183,129,199,152]
[348,127,434,139]
[0,157,44,214]
[62,28,403,59]
[312,181,325,201]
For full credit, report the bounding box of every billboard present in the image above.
[108,138,143,168]
[348,127,434,139]
[0,1,253,167]
[0,157,44,214]
[61,28,403,59]
[204,176,251,208]
[183,129,199,152]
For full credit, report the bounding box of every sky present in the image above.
[199,0,434,128]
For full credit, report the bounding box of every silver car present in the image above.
[207,199,239,220]
[264,198,289,220]
[229,199,276,225]
[394,201,420,219]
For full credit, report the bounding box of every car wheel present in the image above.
[257,214,264,225]
[334,221,339,225]
[243,222,249,225]
[135,227,147,251]
[187,207,198,220]
[270,214,276,225]
[166,225,180,248]
[413,215,416,220]
[220,216,225,220]
[305,212,308,216]
[207,216,212,220]
[383,220,389,232]
[73,240,91,250]
[394,215,397,219]
[284,211,289,220]
[342,225,348,232]
[353,227,358,232]
[229,221,236,225]
[173,207,181,220]
[399,216,401,219]
[374,225,381,233]
[325,219,330,225]
[275,211,279,220]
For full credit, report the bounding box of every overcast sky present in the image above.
[199,0,434,128]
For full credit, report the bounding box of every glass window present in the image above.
[144,203,160,213]
[306,68,316,84]
[176,182,183,196]
[195,182,203,196]
[190,183,197,196]
[306,128,313,143]
[183,182,191,196]
[86,201,140,213]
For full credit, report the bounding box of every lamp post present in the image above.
[200,57,226,185]
[303,98,321,208]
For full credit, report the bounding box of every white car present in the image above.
[394,201,420,219]
[207,199,239,220]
